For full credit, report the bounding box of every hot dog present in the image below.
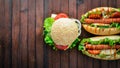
[80,7,120,35]
[78,35,120,60]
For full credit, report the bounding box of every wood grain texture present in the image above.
[28,0,36,68]
[20,0,28,68]
[12,0,20,68]
[36,0,44,68]
[0,0,5,67]
[0,0,120,68]
[4,0,12,68]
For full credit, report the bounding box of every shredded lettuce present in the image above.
[78,38,90,50]
[110,23,120,29]
[117,51,120,55]
[44,34,54,46]
[70,38,80,49]
[78,38,120,51]
[98,54,107,58]
[89,11,101,14]
[90,23,120,29]
[78,45,85,51]
[44,17,55,32]
[80,15,86,23]
[117,8,120,12]
[44,17,56,50]
[80,13,89,23]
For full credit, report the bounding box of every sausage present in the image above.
[85,44,120,50]
[87,50,101,55]
[88,14,102,19]
[84,18,120,24]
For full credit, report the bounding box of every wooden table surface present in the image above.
[0,0,120,68]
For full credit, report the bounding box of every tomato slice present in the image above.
[55,45,68,50]
[55,13,68,20]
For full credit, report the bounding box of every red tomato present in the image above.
[55,45,68,50]
[55,13,68,20]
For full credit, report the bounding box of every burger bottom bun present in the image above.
[82,50,120,60]
[82,24,120,35]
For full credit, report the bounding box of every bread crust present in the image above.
[83,24,120,35]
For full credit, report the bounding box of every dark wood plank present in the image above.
[35,0,44,68]
[28,0,36,68]
[44,0,55,68]
[77,0,86,68]
[61,0,69,13]
[117,60,120,68]
[108,0,116,7]
[101,61,108,68]
[100,0,108,7]
[84,0,92,12]
[0,0,4,67]
[0,44,2,68]
[52,0,60,13]
[93,59,101,68]
[116,0,120,7]
[20,0,28,68]
[108,61,117,68]
[91,0,101,8]
[12,0,20,68]
[69,0,76,17]
[4,0,12,68]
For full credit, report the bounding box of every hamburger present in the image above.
[80,7,120,35]
[44,13,81,50]
[78,35,120,60]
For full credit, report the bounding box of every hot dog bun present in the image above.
[79,35,120,60]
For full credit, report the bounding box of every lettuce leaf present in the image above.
[44,34,54,46]
[78,38,90,50]
[90,23,120,29]
[70,38,80,49]
[44,17,55,49]
[80,13,89,23]
[110,23,120,29]
[117,51,120,55]
[44,17,55,32]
